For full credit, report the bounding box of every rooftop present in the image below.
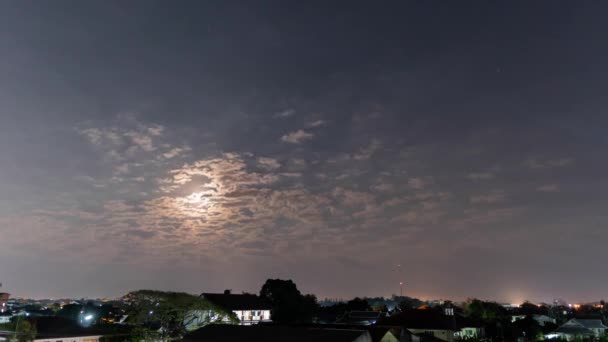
[378,309,482,331]
[183,324,367,342]
[573,319,608,329]
[337,311,383,325]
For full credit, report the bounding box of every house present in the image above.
[201,290,271,325]
[378,309,484,342]
[546,318,608,341]
[183,324,372,342]
[337,311,383,325]
[368,327,400,342]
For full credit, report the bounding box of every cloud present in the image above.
[327,154,351,164]
[274,109,295,118]
[114,164,130,175]
[280,172,302,178]
[78,128,123,147]
[536,184,559,192]
[470,190,505,204]
[354,139,381,160]
[147,124,164,136]
[257,157,281,170]
[125,131,155,151]
[524,157,573,169]
[104,200,134,212]
[79,128,103,145]
[408,177,431,190]
[332,187,375,207]
[467,172,495,180]
[125,229,156,239]
[371,182,394,193]
[78,120,166,156]
[288,158,307,171]
[306,120,326,128]
[281,129,314,144]
[163,146,190,159]
[452,207,524,227]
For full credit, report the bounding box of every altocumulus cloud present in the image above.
[281,129,314,144]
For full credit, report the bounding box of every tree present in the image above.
[464,299,509,322]
[463,299,512,341]
[55,303,83,321]
[123,290,235,341]
[346,298,371,311]
[299,294,319,323]
[259,279,318,324]
[397,296,424,311]
[519,301,545,315]
[511,315,543,341]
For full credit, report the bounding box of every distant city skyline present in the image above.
[1,1,608,303]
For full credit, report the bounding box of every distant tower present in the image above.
[399,282,404,297]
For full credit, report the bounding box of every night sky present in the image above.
[1,1,608,303]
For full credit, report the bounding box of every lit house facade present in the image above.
[201,290,271,325]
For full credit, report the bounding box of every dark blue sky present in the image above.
[1,1,607,302]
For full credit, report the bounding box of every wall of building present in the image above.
[185,308,271,329]
[352,331,372,342]
[0,293,9,313]
[455,327,482,339]
[408,328,453,342]
[233,309,271,324]
[379,331,399,342]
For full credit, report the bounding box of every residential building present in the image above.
[368,327,400,342]
[183,324,372,342]
[0,293,8,313]
[201,290,271,325]
[546,318,608,341]
[378,309,484,342]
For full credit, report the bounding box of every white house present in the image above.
[201,290,271,325]
[546,318,608,341]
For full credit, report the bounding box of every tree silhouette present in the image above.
[260,279,318,324]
